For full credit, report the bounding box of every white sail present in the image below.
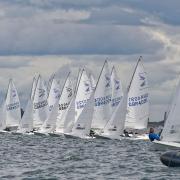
[75,69,93,122]
[0,103,6,130]
[18,99,33,133]
[91,60,112,129]
[125,57,149,129]
[5,79,21,127]
[31,77,37,100]
[161,78,180,142]
[101,90,128,137]
[56,73,73,132]
[33,75,48,128]
[111,66,123,114]
[71,91,94,138]
[40,100,59,133]
[63,97,75,134]
[47,77,60,113]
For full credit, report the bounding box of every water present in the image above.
[0,134,179,180]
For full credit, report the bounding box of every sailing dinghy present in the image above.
[153,77,180,150]
[33,75,49,130]
[49,72,73,136]
[2,79,21,132]
[64,69,95,139]
[14,77,37,135]
[124,57,149,140]
[35,76,61,135]
[91,60,112,133]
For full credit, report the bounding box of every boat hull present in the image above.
[48,132,64,137]
[153,140,180,151]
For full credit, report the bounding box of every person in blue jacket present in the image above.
[149,127,160,141]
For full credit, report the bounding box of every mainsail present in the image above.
[5,79,21,127]
[71,91,94,137]
[111,66,123,114]
[0,103,6,130]
[19,99,33,133]
[102,90,128,137]
[63,96,75,134]
[75,69,93,122]
[56,72,73,131]
[33,75,48,128]
[91,60,112,129]
[125,57,149,129]
[47,76,60,113]
[160,77,180,142]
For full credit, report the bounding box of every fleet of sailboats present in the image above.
[0,57,165,143]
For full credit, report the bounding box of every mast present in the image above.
[74,68,81,95]
[94,60,108,92]
[74,69,84,97]
[127,56,142,92]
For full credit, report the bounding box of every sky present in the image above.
[0,0,180,121]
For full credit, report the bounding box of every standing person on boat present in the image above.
[149,127,160,141]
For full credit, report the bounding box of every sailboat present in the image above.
[49,72,73,136]
[2,79,21,132]
[153,77,180,150]
[35,76,61,135]
[124,56,149,140]
[64,69,94,139]
[91,60,112,133]
[15,77,36,134]
[33,75,49,130]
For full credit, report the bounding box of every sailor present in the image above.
[123,129,130,137]
[89,129,95,137]
[148,127,160,141]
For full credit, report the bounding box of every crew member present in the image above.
[149,127,160,141]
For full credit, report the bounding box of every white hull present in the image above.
[48,132,64,137]
[152,140,180,151]
[123,134,149,141]
[0,130,10,134]
[64,133,95,139]
[95,134,121,140]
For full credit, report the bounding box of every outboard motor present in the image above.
[160,151,180,167]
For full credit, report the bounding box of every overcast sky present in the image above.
[0,0,180,121]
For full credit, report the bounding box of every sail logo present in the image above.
[105,75,111,88]
[139,73,146,87]
[12,90,17,97]
[53,88,60,99]
[84,82,90,92]
[66,87,72,98]
[38,88,45,98]
[114,79,120,90]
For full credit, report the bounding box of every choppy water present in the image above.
[0,134,179,180]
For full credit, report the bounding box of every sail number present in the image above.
[95,95,111,106]
[128,93,148,106]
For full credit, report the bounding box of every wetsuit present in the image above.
[149,133,160,141]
